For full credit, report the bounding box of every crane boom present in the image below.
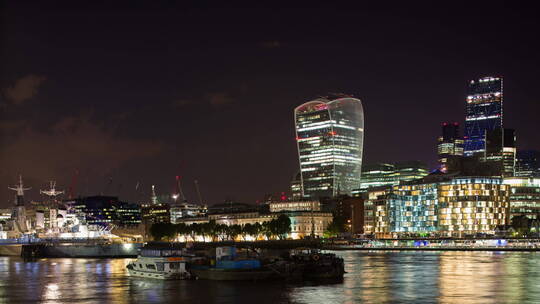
[194,179,203,205]
[176,176,187,202]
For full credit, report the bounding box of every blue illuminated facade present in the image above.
[464,77,503,156]
[387,183,439,233]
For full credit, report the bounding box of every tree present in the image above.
[175,223,188,241]
[324,216,346,238]
[243,223,260,241]
[229,224,242,241]
[511,215,531,236]
[149,222,175,241]
[262,221,274,240]
[189,223,201,241]
[252,222,263,240]
[215,224,229,241]
[241,223,253,241]
[274,214,292,240]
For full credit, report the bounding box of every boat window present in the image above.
[156,263,164,271]
[139,264,143,268]
[146,264,156,270]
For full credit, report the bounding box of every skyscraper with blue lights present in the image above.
[464,77,503,156]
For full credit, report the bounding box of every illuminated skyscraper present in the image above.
[294,96,364,199]
[464,76,503,156]
[437,122,464,172]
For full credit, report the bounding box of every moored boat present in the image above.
[126,246,196,280]
[190,267,275,281]
[189,246,274,281]
[288,248,345,280]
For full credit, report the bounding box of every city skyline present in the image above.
[1,4,540,206]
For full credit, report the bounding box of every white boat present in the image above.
[126,246,194,280]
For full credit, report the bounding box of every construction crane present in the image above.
[174,175,187,203]
[194,179,203,205]
[103,176,113,195]
[68,169,79,199]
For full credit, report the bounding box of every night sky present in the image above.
[1,3,539,207]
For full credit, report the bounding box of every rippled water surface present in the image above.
[1,251,539,303]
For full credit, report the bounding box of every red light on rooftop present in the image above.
[329,131,337,136]
[454,122,458,125]
[443,122,447,126]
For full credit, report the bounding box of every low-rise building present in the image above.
[170,203,207,224]
[269,201,320,213]
[175,202,333,239]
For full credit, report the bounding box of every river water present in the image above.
[1,251,539,303]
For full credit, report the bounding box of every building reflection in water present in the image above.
[0,252,538,303]
[437,251,540,304]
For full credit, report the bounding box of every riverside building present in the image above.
[464,76,503,156]
[294,96,364,199]
[503,177,540,220]
[364,177,510,237]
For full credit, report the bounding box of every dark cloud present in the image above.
[2,75,47,105]
[259,40,282,48]
[171,99,193,108]
[206,92,234,107]
[0,114,165,204]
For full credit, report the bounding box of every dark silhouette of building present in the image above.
[515,150,540,177]
[437,122,464,172]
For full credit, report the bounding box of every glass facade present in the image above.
[388,183,439,233]
[503,177,540,220]
[438,178,509,235]
[366,177,510,236]
[484,128,516,177]
[295,97,364,198]
[437,122,464,172]
[515,150,540,177]
[464,77,503,156]
[358,161,429,190]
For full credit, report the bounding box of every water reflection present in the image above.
[0,252,538,303]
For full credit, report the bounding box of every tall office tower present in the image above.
[464,77,503,156]
[294,96,364,199]
[290,172,303,200]
[515,150,540,177]
[437,122,464,172]
[485,128,516,177]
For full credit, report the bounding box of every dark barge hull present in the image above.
[190,268,275,281]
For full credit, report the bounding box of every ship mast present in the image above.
[40,181,64,205]
[40,181,64,198]
[8,175,31,206]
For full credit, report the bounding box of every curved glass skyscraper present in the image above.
[294,97,364,199]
